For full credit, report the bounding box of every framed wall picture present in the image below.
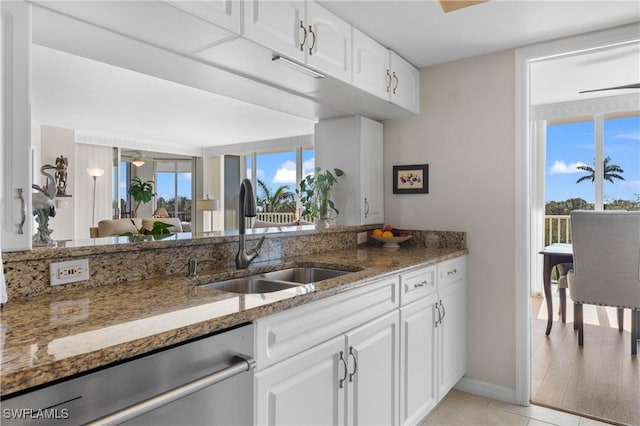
[393,164,429,194]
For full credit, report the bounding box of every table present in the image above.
[539,244,573,336]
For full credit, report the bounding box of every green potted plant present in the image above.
[128,177,156,218]
[297,167,344,228]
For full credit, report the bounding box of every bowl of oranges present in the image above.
[370,225,412,248]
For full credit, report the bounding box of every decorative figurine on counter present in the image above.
[54,155,69,196]
[32,164,58,246]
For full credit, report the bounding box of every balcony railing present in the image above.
[545,215,571,245]
[246,212,315,228]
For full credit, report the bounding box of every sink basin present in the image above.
[198,266,356,294]
[260,267,351,284]
[199,277,299,294]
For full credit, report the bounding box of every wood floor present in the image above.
[531,294,639,426]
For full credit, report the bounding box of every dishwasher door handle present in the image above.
[89,354,256,426]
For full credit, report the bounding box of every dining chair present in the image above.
[555,262,573,323]
[567,210,640,355]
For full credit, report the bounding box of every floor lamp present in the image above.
[196,196,220,232]
[87,168,104,237]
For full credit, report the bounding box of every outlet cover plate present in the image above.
[50,259,90,286]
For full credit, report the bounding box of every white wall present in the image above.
[384,50,516,391]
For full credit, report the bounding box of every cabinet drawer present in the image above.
[400,265,436,306]
[437,256,466,289]
[256,276,399,370]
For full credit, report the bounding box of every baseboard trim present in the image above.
[454,377,520,406]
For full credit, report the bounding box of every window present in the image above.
[155,161,192,222]
[544,113,639,245]
[237,146,314,226]
[546,114,639,213]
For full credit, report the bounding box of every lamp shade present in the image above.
[86,168,105,178]
[153,207,169,218]
[196,198,220,211]
[131,159,145,167]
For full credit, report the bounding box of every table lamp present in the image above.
[196,196,220,232]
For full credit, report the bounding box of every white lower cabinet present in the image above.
[255,255,466,426]
[437,277,466,397]
[399,293,438,425]
[255,335,345,425]
[346,310,400,426]
[255,310,400,426]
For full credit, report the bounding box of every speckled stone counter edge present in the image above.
[3,226,465,300]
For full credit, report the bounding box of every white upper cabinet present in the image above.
[389,51,420,113]
[243,0,306,62]
[305,1,351,83]
[315,115,384,226]
[352,28,420,113]
[352,28,390,101]
[1,1,33,252]
[244,0,352,83]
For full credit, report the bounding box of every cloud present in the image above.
[616,131,640,141]
[273,160,297,184]
[302,157,315,176]
[621,179,640,187]
[549,160,587,175]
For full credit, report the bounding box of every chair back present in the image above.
[568,210,640,309]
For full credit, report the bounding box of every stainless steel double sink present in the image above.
[198,267,356,294]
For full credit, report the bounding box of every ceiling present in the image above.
[31,1,640,152]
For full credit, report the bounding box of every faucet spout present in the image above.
[236,179,264,269]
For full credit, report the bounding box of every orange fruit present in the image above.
[372,229,383,237]
[382,231,394,238]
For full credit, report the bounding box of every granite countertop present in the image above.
[0,246,467,397]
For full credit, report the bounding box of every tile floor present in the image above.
[420,390,614,426]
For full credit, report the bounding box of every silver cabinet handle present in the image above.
[434,303,442,327]
[364,197,369,218]
[440,300,446,323]
[308,25,316,55]
[339,350,348,388]
[17,188,26,234]
[88,355,255,425]
[392,72,399,94]
[386,70,392,92]
[299,20,307,52]
[447,268,457,276]
[348,346,358,383]
[414,280,428,288]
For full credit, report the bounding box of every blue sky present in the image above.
[546,116,640,203]
[247,149,315,193]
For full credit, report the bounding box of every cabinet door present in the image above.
[400,294,438,425]
[244,0,306,62]
[306,1,351,83]
[255,335,345,426]
[360,117,384,225]
[389,51,420,113]
[352,28,389,100]
[437,278,466,398]
[346,310,399,426]
[1,1,32,251]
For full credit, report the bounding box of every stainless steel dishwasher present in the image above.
[1,323,255,426]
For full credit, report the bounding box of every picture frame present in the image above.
[393,164,429,194]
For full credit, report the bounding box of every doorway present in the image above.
[514,24,640,425]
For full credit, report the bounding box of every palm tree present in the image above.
[256,179,295,213]
[576,156,625,184]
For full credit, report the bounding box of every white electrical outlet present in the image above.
[50,259,90,286]
[357,232,368,244]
